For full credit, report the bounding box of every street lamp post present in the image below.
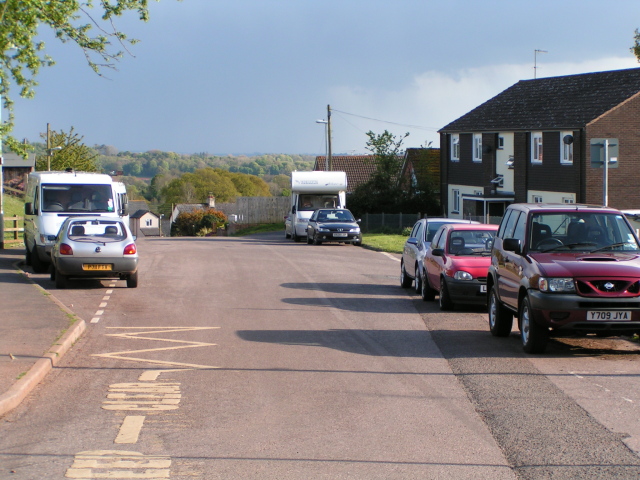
[316,119,328,171]
[315,104,333,171]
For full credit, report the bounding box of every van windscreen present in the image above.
[42,184,114,213]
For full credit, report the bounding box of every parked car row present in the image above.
[49,216,139,289]
[286,208,362,246]
[402,204,640,354]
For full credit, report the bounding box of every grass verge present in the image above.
[231,223,284,236]
[361,233,406,254]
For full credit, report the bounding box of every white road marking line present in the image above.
[65,450,171,477]
[99,302,108,308]
[139,369,192,381]
[623,397,634,403]
[95,310,104,316]
[91,318,100,324]
[114,415,146,444]
[106,290,114,294]
[380,251,400,262]
[102,295,110,300]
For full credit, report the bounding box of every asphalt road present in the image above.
[1,232,640,479]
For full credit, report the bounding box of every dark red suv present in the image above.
[487,203,640,353]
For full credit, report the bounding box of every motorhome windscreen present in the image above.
[298,194,339,211]
[42,184,115,213]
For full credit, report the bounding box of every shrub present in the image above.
[172,208,228,236]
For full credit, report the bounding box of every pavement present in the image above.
[0,247,86,418]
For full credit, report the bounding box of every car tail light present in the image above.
[123,243,137,255]
[59,243,73,255]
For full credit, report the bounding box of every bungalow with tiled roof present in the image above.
[313,155,377,193]
[439,67,640,220]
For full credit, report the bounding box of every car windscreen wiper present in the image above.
[590,242,634,253]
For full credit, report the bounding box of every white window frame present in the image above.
[451,134,460,162]
[560,131,573,165]
[562,197,575,204]
[473,134,482,163]
[531,132,543,164]
[452,189,460,213]
[532,195,543,203]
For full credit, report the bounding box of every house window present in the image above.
[145,219,152,227]
[498,136,505,149]
[451,134,460,162]
[563,197,575,204]
[531,132,543,164]
[452,189,460,213]
[532,195,543,203]
[473,134,482,163]
[561,132,573,164]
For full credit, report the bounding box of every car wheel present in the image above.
[488,286,513,337]
[31,247,48,273]
[400,261,412,288]
[313,234,322,245]
[127,271,139,288]
[50,265,56,281]
[353,236,362,246]
[421,271,436,301]
[307,232,313,244]
[55,268,68,289]
[439,277,454,311]
[520,295,549,353]
[25,246,32,266]
[414,265,422,293]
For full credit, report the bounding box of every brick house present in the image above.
[438,67,640,221]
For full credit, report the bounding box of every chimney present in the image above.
[208,195,215,208]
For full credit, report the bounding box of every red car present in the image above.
[421,223,499,310]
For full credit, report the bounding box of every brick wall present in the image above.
[586,93,640,209]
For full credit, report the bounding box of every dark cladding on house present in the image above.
[439,67,640,220]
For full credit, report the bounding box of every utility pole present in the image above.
[327,104,332,171]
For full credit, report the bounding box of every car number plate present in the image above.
[480,285,487,293]
[587,311,631,321]
[83,264,112,271]
[333,233,348,237]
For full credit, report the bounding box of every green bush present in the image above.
[171,208,227,236]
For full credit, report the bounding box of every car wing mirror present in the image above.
[432,248,444,257]
[407,237,418,246]
[25,202,34,215]
[503,238,522,255]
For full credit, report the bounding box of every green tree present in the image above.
[35,127,99,171]
[0,0,172,155]
[348,130,409,215]
[633,29,640,61]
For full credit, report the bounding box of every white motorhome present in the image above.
[24,171,129,272]
[285,171,347,241]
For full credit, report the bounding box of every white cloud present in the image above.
[329,57,639,152]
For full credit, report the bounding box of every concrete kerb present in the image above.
[0,260,87,417]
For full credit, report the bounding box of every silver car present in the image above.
[401,217,479,293]
[50,216,139,289]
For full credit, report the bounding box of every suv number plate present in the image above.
[587,311,631,321]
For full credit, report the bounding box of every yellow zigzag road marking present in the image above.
[92,327,220,369]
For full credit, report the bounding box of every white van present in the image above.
[285,171,347,242]
[24,171,129,272]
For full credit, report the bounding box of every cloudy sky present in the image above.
[9,0,640,155]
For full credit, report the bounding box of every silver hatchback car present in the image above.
[50,216,139,289]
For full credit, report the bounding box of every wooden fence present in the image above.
[2,215,24,247]
[216,197,290,225]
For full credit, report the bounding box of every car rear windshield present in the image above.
[529,212,640,252]
[68,220,126,241]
